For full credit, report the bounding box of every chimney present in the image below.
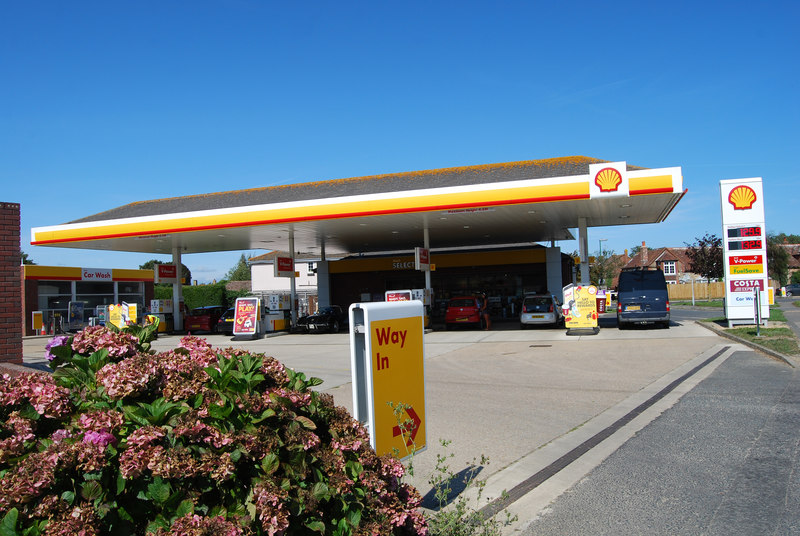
[641,241,648,266]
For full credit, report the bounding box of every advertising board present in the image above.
[562,283,599,330]
[233,297,260,336]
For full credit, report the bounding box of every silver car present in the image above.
[520,294,563,328]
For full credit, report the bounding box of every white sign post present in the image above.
[349,301,426,459]
[720,178,770,327]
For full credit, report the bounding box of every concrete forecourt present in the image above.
[22,318,739,532]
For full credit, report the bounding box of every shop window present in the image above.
[76,281,115,294]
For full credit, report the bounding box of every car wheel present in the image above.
[788,291,794,297]
[330,320,340,333]
[661,321,670,329]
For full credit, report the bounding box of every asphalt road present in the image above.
[518,348,800,535]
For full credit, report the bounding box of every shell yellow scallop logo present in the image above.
[728,185,757,210]
[594,167,622,192]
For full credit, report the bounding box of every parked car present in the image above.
[185,305,227,333]
[215,307,236,335]
[444,296,483,330]
[617,268,670,329]
[520,293,563,328]
[306,305,347,333]
[785,284,800,297]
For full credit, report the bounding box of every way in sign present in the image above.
[375,327,408,371]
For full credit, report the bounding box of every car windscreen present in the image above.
[523,297,551,308]
[448,299,475,308]
[618,272,667,292]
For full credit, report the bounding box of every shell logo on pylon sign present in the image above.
[594,167,623,192]
[728,185,757,210]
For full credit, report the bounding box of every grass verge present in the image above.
[726,327,800,355]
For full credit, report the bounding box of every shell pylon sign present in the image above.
[720,178,770,326]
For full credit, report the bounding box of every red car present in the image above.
[444,296,483,330]
[185,305,226,333]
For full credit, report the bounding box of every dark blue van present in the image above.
[617,268,670,329]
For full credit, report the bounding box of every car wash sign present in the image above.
[349,301,426,459]
[720,178,769,324]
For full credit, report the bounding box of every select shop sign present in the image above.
[729,279,765,293]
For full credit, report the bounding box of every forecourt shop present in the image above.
[30,156,685,329]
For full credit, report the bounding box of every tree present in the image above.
[139,259,192,285]
[767,234,790,286]
[590,250,627,288]
[685,233,723,280]
[20,249,35,265]
[225,253,251,281]
[773,232,800,244]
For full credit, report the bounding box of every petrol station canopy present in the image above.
[31,156,685,258]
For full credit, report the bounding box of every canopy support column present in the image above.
[172,247,184,331]
[578,217,590,285]
[289,230,297,326]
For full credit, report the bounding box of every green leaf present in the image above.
[175,499,194,519]
[147,478,172,505]
[345,461,363,480]
[81,480,103,501]
[252,408,276,424]
[53,366,92,388]
[0,508,19,536]
[61,490,76,505]
[260,453,279,475]
[304,519,326,533]
[116,472,126,494]
[345,506,362,527]
[295,415,317,430]
[17,403,40,421]
[145,515,170,534]
[312,482,330,501]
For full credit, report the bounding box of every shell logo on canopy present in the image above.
[728,185,757,210]
[594,167,623,192]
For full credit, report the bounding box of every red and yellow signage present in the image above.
[370,316,426,457]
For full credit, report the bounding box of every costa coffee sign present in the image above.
[729,279,765,293]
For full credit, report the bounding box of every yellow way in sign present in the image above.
[370,316,426,457]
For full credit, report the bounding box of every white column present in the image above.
[423,226,431,292]
[172,246,184,331]
[546,246,563,301]
[289,230,297,325]
[579,217,590,285]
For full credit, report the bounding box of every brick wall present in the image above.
[0,202,22,364]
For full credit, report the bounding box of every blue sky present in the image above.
[3,1,798,282]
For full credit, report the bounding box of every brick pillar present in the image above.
[0,202,22,364]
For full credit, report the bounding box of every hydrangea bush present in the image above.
[0,325,427,535]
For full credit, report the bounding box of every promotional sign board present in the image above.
[562,283,598,330]
[274,256,295,278]
[385,290,413,302]
[154,264,178,284]
[107,304,123,329]
[68,301,85,330]
[233,297,260,336]
[32,311,43,332]
[720,178,769,325]
[349,301,426,459]
[414,247,430,271]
